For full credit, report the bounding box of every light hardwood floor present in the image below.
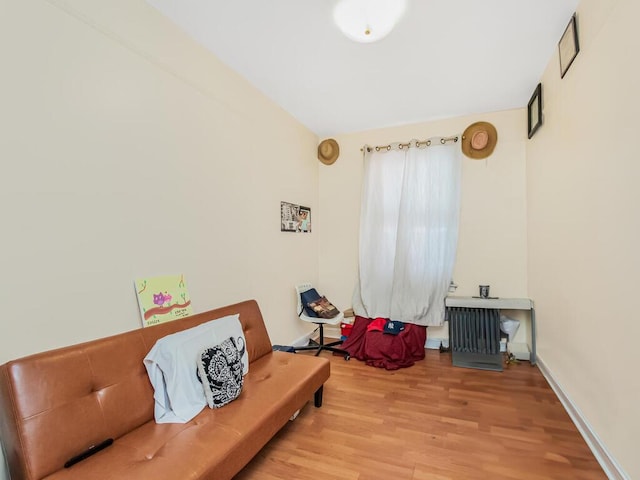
[235,349,606,480]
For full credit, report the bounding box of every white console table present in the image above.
[444,296,536,366]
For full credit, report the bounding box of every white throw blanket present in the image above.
[143,314,248,423]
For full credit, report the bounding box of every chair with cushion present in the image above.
[294,283,350,360]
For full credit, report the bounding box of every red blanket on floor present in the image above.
[341,316,427,370]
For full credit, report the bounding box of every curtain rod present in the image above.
[360,135,459,152]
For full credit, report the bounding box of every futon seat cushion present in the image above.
[42,351,329,480]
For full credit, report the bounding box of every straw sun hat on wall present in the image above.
[461,122,498,159]
[317,138,339,165]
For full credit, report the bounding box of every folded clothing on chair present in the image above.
[300,288,340,319]
[307,296,340,319]
[300,288,322,317]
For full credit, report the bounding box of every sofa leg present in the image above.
[314,386,324,407]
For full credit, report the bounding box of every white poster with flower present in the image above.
[134,274,193,327]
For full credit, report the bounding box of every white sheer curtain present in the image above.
[352,138,462,326]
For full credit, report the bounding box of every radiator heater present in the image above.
[447,307,502,371]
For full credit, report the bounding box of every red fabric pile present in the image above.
[341,316,427,370]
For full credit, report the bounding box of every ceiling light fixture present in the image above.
[333,0,407,43]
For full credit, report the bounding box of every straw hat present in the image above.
[318,138,339,165]
[461,122,498,159]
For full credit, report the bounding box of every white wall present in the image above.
[319,109,529,341]
[527,0,639,477]
[0,2,318,478]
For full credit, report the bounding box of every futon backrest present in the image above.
[0,299,272,480]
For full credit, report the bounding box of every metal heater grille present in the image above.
[447,307,502,371]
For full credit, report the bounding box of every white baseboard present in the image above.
[290,331,313,347]
[536,355,629,480]
[322,325,341,338]
[425,337,448,350]
[306,332,449,350]
[307,330,448,350]
[290,325,341,348]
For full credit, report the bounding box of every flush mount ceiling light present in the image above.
[333,0,407,43]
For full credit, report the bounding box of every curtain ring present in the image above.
[440,138,446,144]
[426,140,431,146]
[387,145,391,151]
[375,146,380,152]
[399,144,403,149]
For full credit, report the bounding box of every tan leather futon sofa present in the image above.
[0,300,330,480]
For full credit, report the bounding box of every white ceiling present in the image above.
[146,0,579,137]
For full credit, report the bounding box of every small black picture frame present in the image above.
[559,14,579,78]
[527,83,542,139]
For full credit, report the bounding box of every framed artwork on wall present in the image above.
[280,201,311,232]
[134,274,192,327]
[527,83,542,139]
[559,14,580,78]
